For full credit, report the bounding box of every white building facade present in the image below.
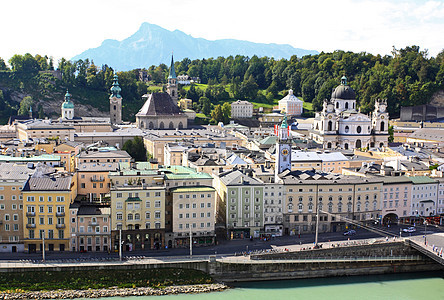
[278,90,303,116]
[231,100,253,119]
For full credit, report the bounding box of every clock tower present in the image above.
[275,115,292,179]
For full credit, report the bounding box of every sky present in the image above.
[1,0,443,64]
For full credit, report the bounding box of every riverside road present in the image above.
[1,224,441,261]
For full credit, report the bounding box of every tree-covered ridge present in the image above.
[0,45,443,124]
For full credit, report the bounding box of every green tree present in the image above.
[122,137,147,162]
[211,104,223,123]
[221,102,231,123]
[18,96,33,116]
[0,58,8,70]
[199,97,211,116]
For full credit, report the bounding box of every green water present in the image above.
[79,272,444,300]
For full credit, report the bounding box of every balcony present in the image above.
[56,212,65,217]
[56,224,66,229]
[90,177,105,182]
[88,221,98,226]
[26,224,36,229]
[26,212,35,217]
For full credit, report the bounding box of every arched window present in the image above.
[357,202,361,212]
[344,143,349,150]
[308,203,313,212]
[328,202,333,213]
[345,126,349,133]
[327,142,332,149]
[345,102,349,109]
[298,203,303,211]
[114,105,117,111]
[178,122,183,129]
[380,121,385,131]
[356,139,362,148]
[373,200,377,210]
[380,142,384,148]
[336,102,339,109]
[357,126,362,133]
[135,213,140,220]
[169,121,174,129]
[338,203,342,213]
[347,202,352,212]
[328,121,332,131]
[149,122,154,129]
[140,121,144,129]
[288,203,293,212]
[159,122,164,129]
[127,214,133,220]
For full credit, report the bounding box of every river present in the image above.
[76,271,444,300]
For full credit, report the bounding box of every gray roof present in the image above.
[78,150,131,159]
[219,170,263,186]
[382,176,412,184]
[77,162,119,172]
[23,176,73,191]
[136,93,184,116]
[408,128,444,142]
[279,170,382,185]
[0,163,36,181]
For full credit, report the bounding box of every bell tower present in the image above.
[167,54,178,105]
[275,115,292,179]
[109,74,122,125]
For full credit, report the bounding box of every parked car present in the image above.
[402,227,416,233]
[343,230,356,236]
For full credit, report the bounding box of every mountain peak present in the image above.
[73,23,318,70]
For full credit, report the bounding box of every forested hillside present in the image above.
[0,46,442,124]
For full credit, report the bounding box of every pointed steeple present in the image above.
[280,113,288,128]
[168,54,176,79]
[110,74,122,98]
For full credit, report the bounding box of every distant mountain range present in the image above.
[72,22,318,71]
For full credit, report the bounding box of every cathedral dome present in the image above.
[331,76,356,100]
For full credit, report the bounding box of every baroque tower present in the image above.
[61,90,74,119]
[275,115,292,180]
[166,54,178,105]
[109,74,122,124]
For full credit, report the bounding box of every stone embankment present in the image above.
[0,283,228,299]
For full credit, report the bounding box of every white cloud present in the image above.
[0,0,442,64]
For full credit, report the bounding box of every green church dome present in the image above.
[62,90,74,109]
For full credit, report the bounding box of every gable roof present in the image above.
[136,93,183,116]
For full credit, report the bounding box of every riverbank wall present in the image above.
[0,242,442,284]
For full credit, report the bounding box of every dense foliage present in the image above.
[0,268,212,291]
[122,136,147,161]
[0,45,442,124]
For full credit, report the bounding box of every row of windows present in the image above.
[27,217,64,225]
[116,201,162,210]
[178,223,212,229]
[73,226,108,233]
[0,194,22,200]
[3,224,19,231]
[0,204,23,210]
[178,194,212,199]
[72,217,108,223]
[178,203,212,209]
[26,196,65,202]
[178,212,211,218]
[115,192,162,198]
[28,229,64,239]
[116,212,162,220]
[3,214,19,221]
[26,205,64,213]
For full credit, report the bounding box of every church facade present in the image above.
[310,76,389,150]
[135,54,187,130]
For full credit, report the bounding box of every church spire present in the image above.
[110,74,122,98]
[168,54,176,79]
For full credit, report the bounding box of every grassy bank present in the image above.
[0,268,213,292]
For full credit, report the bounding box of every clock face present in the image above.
[281,148,289,156]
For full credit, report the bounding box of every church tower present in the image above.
[61,90,74,119]
[109,74,122,124]
[167,54,178,105]
[275,115,292,179]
